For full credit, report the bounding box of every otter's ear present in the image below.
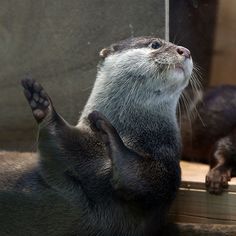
[99,48,112,59]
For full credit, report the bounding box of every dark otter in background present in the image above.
[0,36,193,235]
[181,85,236,194]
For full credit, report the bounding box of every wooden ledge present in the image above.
[181,161,236,192]
[176,223,236,236]
[170,161,236,225]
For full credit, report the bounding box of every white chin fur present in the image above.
[168,58,193,82]
[102,48,193,97]
[183,58,193,78]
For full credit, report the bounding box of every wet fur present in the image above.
[0,36,193,235]
[181,85,236,194]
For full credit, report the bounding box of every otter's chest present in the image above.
[81,200,166,236]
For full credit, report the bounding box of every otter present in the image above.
[181,85,236,194]
[0,36,193,235]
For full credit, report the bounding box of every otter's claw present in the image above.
[205,167,231,195]
[21,78,51,123]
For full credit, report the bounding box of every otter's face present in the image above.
[99,36,193,97]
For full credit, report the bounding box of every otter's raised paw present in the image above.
[21,78,51,123]
[205,167,231,195]
[88,111,113,146]
[88,110,125,151]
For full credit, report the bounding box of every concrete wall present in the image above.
[0,0,166,151]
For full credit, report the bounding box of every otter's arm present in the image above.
[88,111,177,204]
[0,191,82,236]
[21,79,89,201]
[206,130,236,194]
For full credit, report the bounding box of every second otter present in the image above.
[0,36,193,235]
[181,85,236,194]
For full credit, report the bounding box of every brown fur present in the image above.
[181,85,236,193]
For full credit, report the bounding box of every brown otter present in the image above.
[0,36,193,235]
[181,85,236,194]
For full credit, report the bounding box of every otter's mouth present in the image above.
[174,64,185,73]
[173,58,193,78]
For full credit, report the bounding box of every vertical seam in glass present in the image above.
[165,0,170,41]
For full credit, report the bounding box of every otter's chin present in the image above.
[170,58,193,81]
[168,70,188,84]
[182,58,193,78]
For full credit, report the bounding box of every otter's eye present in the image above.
[151,41,161,49]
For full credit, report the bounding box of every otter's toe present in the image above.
[89,111,118,146]
[205,169,230,195]
[21,78,51,123]
[88,111,106,130]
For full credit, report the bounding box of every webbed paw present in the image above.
[21,78,51,123]
[205,167,231,194]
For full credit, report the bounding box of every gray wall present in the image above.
[0,0,166,151]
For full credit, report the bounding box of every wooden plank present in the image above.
[176,223,236,236]
[170,188,236,225]
[181,161,209,183]
[180,161,236,192]
[181,181,236,193]
[169,162,236,224]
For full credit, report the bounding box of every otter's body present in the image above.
[181,85,236,193]
[0,36,193,235]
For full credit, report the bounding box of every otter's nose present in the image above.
[177,46,191,59]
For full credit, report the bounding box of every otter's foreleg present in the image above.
[88,111,169,203]
[21,79,86,199]
[205,133,236,194]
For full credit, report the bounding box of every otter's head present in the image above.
[81,36,194,125]
[98,36,193,100]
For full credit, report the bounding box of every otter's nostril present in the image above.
[177,48,184,55]
[177,46,191,59]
